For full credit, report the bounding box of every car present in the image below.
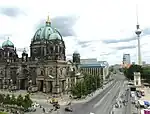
[137,92,141,98]
[65,107,73,112]
[141,90,145,96]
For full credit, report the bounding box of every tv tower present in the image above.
[135,5,142,65]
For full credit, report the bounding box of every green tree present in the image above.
[109,66,114,72]
[71,73,103,98]
[141,67,150,83]
[16,94,24,106]
[0,94,4,103]
[10,94,16,105]
[22,94,32,109]
[71,81,82,98]
[123,64,142,80]
[3,94,11,104]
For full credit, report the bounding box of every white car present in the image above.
[32,102,40,107]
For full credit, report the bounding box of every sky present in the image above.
[0,0,150,65]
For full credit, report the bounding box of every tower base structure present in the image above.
[134,72,141,87]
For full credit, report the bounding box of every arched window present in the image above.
[41,70,44,75]
[9,53,12,57]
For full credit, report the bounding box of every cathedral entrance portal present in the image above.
[39,80,43,91]
[0,80,2,89]
[62,80,65,93]
[49,81,52,93]
[20,79,25,90]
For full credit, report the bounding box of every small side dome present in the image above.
[2,38,14,48]
[49,33,62,40]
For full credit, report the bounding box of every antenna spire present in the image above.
[136,4,140,29]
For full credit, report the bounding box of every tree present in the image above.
[22,94,32,109]
[0,94,4,103]
[3,94,11,104]
[16,94,24,106]
[141,67,150,83]
[10,94,16,105]
[71,73,103,98]
[123,64,142,80]
[109,66,114,72]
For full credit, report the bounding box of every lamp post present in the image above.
[10,79,13,91]
[28,80,32,93]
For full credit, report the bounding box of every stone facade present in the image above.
[134,72,141,86]
[0,16,82,94]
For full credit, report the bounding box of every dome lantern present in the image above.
[46,15,51,26]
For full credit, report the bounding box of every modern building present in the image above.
[98,61,109,80]
[142,61,146,65]
[123,54,131,68]
[80,58,98,64]
[0,16,82,94]
[80,58,109,81]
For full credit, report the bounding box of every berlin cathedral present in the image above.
[0,16,82,94]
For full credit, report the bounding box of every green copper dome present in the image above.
[32,17,63,42]
[2,39,14,48]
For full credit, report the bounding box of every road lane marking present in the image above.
[93,81,120,108]
[94,81,122,114]
[90,112,95,114]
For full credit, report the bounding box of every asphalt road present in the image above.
[57,74,126,114]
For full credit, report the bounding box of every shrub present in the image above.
[16,94,24,106]
[22,94,32,109]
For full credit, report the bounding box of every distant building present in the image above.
[80,63,104,84]
[80,59,109,81]
[80,58,97,64]
[123,54,131,68]
[142,61,146,65]
[98,61,109,80]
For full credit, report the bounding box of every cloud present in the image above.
[102,27,150,44]
[36,15,79,37]
[17,47,29,52]
[114,45,136,50]
[0,7,26,17]
[76,40,92,48]
[0,34,12,40]
[102,36,136,44]
[142,28,150,35]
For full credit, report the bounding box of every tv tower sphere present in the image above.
[135,28,142,36]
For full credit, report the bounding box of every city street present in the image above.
[0,73,131,114]
[54,74,127,114]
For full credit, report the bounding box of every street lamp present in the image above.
[28,80,32,93]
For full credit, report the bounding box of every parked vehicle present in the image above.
[136,92,142,98]
[65,107,73,112]
[141,90,145,96]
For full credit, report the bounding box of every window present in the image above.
[49,69,52,74]
[41,70,44,75]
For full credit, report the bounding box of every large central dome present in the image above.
[32,16,63,42]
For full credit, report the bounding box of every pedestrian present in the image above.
[43,107,45,113]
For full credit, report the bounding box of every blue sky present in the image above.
[0,0,150,65]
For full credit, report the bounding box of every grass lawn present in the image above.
[0,112,7,114]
